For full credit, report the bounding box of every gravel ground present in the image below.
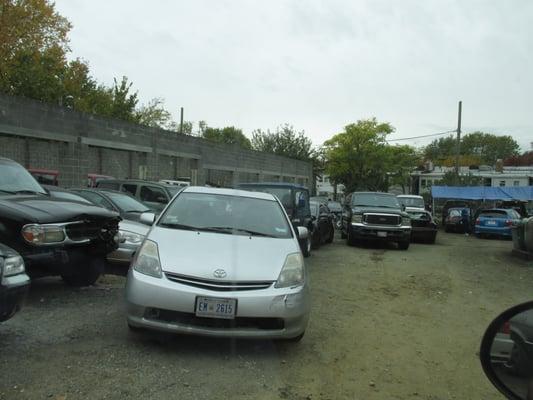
[1,231,532,400]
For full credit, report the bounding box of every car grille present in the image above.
[164,272,274,291]
[148,309,284,330]
[363,214,400,225]
[65,220,118,243]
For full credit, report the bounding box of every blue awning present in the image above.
[431,186,533,201]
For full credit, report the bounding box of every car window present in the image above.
[327,201,342,212]
[0,162,47,195]
[398,197,425,208]
[352,193,400,208]
[75,191,115,210]
[105,191,150,213]
[243,187,293,211]
[122,184,138,196]
[97,181,120,191]
[140,185,167,203]
[159,192,292,238]
[449,209,462,217]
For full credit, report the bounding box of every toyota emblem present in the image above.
[213,269,227,279]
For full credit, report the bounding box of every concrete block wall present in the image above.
[0,94,313,189]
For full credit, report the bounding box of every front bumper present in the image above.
[107,243,137,265]
[0,274,30,322]
[349,223,411,241]
[125,269,310,339]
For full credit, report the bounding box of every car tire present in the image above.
[398,240,410,250]
[326,224,334,243]
[346,229,356,246]
[301,236,311,258]
[61,258,104,287]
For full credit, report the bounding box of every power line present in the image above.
[386,129,456,142]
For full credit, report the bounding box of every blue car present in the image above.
[474,208,522,238]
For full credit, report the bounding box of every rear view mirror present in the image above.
[480,301,533,400]
[296,226,308,240]
[139,212,156,226]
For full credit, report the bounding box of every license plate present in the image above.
[195,297,237,319]
[486,220,497,226]
[377,231,387,238]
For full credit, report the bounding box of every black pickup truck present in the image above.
[0,157,121,286]
[341,191,412,250]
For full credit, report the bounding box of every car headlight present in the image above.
[21,224,66,245]
[2,255,25,277]
[132,240,162,278]
[402,216,411,226]
[351,214,362,223]
[275,252,304,288]
[119,230,144,245]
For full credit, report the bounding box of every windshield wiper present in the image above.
[159,222,200,231]
[124,210,149,213]
[205,226,276,237]
[0,189,45,195]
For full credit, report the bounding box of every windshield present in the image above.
[0,162,47,195]
[327,201,342,211]
[105,191,150,213]
[398,197,424,208]
[159,192,292,238]
[243,187,293,210]
[351,193,400,208]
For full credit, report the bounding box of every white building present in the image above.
[411,166,533,195]
[316,175,345,200]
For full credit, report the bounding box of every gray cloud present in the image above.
[55,0,533,150]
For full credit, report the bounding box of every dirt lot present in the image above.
[1,232,532,400]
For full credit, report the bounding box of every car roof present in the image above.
[183,186,277,201]
[352,191,396,196]
[98,179,174,188]
[238,182,309,190]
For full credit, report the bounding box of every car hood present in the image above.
[149,227,300,281]
[0,195,120,224]
[352,207,405,216]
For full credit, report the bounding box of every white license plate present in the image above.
[486,220,497,226]
[195,297,237,319]
[377,231,387,238]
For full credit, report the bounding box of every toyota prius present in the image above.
[125,186,311,341]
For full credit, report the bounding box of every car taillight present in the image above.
[505,220,513,226]
[475,218,480,225]
[501,321,511,334]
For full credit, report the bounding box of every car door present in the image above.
[139,184,169,212]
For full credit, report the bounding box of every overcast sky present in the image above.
[55,0,533,151]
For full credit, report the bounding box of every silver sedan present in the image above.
[125,186,311,341]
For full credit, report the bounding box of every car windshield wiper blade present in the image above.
[159,222,201,231]
[124,210,149,213]
[204,226,276,237]
[0,189,45,195]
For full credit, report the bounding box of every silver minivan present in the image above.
[125,186,311,341]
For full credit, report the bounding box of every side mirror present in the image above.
[139,212,156,226]
[480,301,533,400]
[296,226,309,240]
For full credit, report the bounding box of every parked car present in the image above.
[474,208,522,239]
[43,185,94,205]
[71,188,151,222]
[441,200,473,226]
[28,168,59,186]
[496,200,529,218]
[0,243,30,322]
[96,179,181,212]
[397,195,426,213]
[159,179,190,188]
[341,192,411,250]
[46,188,150,267]
[237,183,313,257]
[87,174,115,188]
[0,157,120,286]
[327,201,343,228]
[408,210,438,243]
[444,207,471,233]
[309,201,335,248]
[125,186,311,341]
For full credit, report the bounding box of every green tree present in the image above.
[424,132,520,166]
[387,145,421,194]
[324,118,395,192]
[200,124,252,149]
[136,97,173,129]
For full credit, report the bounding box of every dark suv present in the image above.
[0,158,120,286]
[341,192,411,250]
[237,182,313,257]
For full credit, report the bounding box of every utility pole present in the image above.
[454,101,462,185]
[179,107,184,135]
